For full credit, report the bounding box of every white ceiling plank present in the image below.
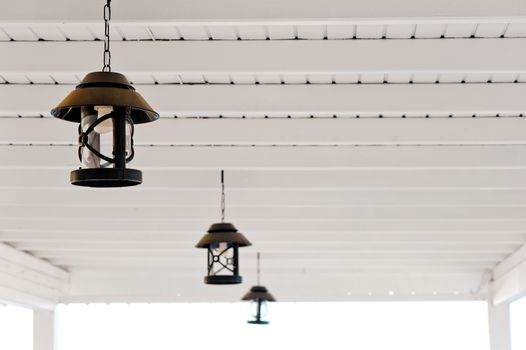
[3,118,526,146]
[30,250,505,261]
[2,231,523,245]
[0,83,513,117]
[3,145,526,170]
[4,0,525,22]
[4,168,526,192]
[5,185,526,208]
[2,216,526,232]
[13,242,519,254]
[3,203,526,221]
[2,39,526,76]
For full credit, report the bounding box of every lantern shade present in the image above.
[195,223,251,248]
[51,72,159,124]
[242,285,276,302]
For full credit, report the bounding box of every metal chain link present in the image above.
[257,252,261,285]
[221,170,226,222]
[102,0,112,72]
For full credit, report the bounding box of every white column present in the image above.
[488,299,511,350]
[33,308,56,350]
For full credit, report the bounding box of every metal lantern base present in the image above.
[70,168,142,187]
[247,320,269,325]
[204,275,242,285]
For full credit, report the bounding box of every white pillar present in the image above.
[33,308,56,350]
[488,299,511,350]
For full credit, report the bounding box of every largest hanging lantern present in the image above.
[196,171,251,284]
[51,0,159,187]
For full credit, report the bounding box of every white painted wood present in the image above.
[34,309,55,350]
[2,40,526,75]
[12,242,518,254]
[1,216,526,233]
[4,145,526,170]
[4,168,526,191]
[2,231,523,245]
[0,243,68,309]
[3,118,526,146]
[2,0,526,22]
[2,202,526,221]
[488,296,512,350]
[492,244,526,304]
[1,84,526,117]
[61,269,484,303]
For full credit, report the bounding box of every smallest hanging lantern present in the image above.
[242,252,276,325]
[196,171,251,285]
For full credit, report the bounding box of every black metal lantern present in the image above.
[50,0,159,187]
[195,171,251,285]
[242,253,276,325]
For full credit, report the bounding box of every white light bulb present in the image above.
[93,106,113,134]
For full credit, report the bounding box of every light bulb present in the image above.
[93,106,113,134]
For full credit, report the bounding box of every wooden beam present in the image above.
[0,84,525,117]
[0,243,68,308]
[62,269,484,303]
[2,40,526,75]
[491,243,526,304]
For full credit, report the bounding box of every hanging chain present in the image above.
[102,0,112,72]
[220,170,226,222]
[257,252,261,285]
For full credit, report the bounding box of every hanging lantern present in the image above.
[51,0,159,187]
[242,253,276,324]
[196,171,251,285]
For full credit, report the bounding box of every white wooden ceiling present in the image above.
[1,0,526,303]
